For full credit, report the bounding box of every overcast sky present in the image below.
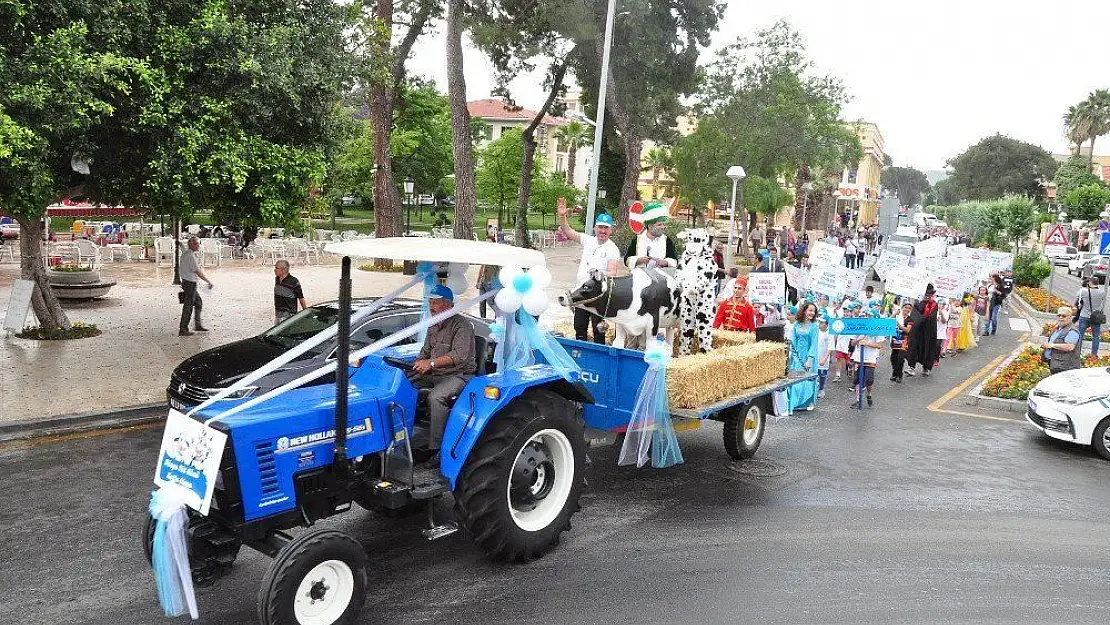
[408,0,1110,171]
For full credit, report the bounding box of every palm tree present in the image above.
[1086,89,1110,166]
[1065,90,1110,166]
[555,120,592,186]
[642,146,672,199]
[1063,103,1090,157]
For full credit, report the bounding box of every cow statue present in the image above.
[676,228,718,355]
[558,267,681,350]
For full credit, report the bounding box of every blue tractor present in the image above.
[145,240,593,625]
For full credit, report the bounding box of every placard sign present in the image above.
[747,272,786,305]
[828,316,897,337]
[914,236,947,259]
[3,279,35,334]
[932,274,964,300]
[807,263,847,299]
[844,267,867,296]
[885,267,928,300]
[783,263,808,292]
[808,240,846,267]
[873,250,911,280]
[153,410,228,515]
[988,251,1014,272]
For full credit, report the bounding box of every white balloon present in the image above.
[522,289,549,316]
[447,273,468,296]
[448,262,467,278]
[528,265,552,290]
[498,266,522,289]
[495,288,522,313]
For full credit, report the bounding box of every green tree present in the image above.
[555,120,592,185]
[671,117,732,225]
[934,178,960,205]
[1063,183,1110,221]
[947,134,1058,201]
[743,175,793,231]
[643,146,673,200]
[991,196,1041,253]
[476,128,542,225]
[1063,89,1110,167]
[327,119,376,209]
[1054,155,1103,204]
[390,81,454,199]
[530,173,581,227]
[880,166,931,208]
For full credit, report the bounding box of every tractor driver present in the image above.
[410,284,475,468]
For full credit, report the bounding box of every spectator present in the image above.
[1043,306,1082,374]
[1075,276,1105,357]
[754,246,783,273]
[178,237,212,336]
[274,260,306,325]
[844,237,857,269]
[973,285,989,337]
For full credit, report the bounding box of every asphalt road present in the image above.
[3,315,1108,625]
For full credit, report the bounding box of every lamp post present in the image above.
[583,0,620,236]
[403,176,415,235]
[725,165,746,267]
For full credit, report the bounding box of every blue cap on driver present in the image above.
[428,284,454,302]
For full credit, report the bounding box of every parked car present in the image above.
[166,299,492,412]
[1027,367,1110,460]
[1046,245,1079,266]
[1080,256,1109,284]
[1068,252,1101,276]
[0,222,19,240]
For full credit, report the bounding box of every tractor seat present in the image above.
[416,335,490,406]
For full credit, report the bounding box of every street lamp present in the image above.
[725,165,746,266]
[800,181,813,236]
[403,176,415,235]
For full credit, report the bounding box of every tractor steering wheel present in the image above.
[382,356,414,371]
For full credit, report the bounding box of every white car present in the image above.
[1068,252,1101,275]
[1026,367,1110,460]
[0,223,19,239]
[1046,245,1079,266]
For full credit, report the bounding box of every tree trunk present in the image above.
[369,0,403,243]
[616,130,641,226]
[651,167,659,199]
[566,143,577,185]
[446,0,476,241]
[516,132,537,249]
[792,165,811,232]
[16,216,70,331]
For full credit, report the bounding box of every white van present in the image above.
[912,213,938,229]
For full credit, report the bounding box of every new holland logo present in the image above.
[178,383,187,394]
[276,437,290,451]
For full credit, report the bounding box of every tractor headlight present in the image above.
[205,386,258,400]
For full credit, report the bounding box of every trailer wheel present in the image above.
[453,389,585,562]
[723,400,766,460]
[141,512,156,564]
[257,529,368,625]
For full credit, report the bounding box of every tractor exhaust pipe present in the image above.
[334,256,352,466]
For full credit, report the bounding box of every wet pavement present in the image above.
[4,311,1107,625]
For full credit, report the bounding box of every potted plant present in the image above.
[47,263,101,285]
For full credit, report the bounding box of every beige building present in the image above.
[467,99,570,178]
[834,121,885,226]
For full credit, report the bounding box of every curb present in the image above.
[963,338,1032,415]
[0,403,165,443]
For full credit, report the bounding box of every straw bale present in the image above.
[666,342,787,409]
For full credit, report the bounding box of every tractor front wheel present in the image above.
[257,529,368,625]
[453,389,586,562]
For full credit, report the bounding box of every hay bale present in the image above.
[711,328,756,348]
[552,320,615,344]
[666,341,787,409]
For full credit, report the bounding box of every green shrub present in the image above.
[17,322,102,340]
[1012,250,1050,287]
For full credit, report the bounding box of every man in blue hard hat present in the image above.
[410,284,475,468]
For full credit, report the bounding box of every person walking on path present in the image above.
[178,236,212,336]
[787,302,820,412]
[956,294,976,351]
[1075,277,1105,357]
[906,284,940,376]
[973,285,989,338]
[557,198,621,343]
[816,316,831,397]
[274,260,306,325]
[889,303,913,382]
[1043,306,1083,374]
[844,237,857,269]
[984,274,1005,336]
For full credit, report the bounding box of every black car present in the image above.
[167,298,492,412]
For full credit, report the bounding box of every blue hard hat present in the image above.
[595,213,615,228]
[844,301,860,311]
[428,283,454,302]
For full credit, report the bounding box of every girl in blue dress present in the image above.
[787,301,820,412]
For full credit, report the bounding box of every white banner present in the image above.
[844,267,867,296]
[154,410,228,515]
[989,251,1014,272]
[885,267,928,300]
[783,263,809,292]
[748,272,786,305]
[809,240,846,267]
[807,263,848,299]
[931,274,965,300]
[914,236,947,259]
[873,250,911,280]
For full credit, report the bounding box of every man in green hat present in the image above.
[624,201,678,271]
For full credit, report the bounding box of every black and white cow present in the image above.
[558,267,681,349]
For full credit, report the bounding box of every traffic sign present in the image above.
[1100,232,1110,256]
[1044,244,1068,258]
[628,201,645,234]
[1044,224,1068,245]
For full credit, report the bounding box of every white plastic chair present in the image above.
[199,238,223,267]
[74,239,102,268]
[0,241,15,263]
[154,237,175,265]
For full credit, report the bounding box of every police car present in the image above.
[1026,367,1110,460]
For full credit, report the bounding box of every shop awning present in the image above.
[45,201,147,218]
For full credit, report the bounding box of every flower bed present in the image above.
[1014,286,1068,312]
[981,344,1110,400]
[1039,322,1110,342]
[17,321,102,340]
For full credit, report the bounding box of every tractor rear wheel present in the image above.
[722,400,766,460]
[453,389,585,562]
[257,529,368,625]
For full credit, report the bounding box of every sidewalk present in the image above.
[0,244,581,427]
